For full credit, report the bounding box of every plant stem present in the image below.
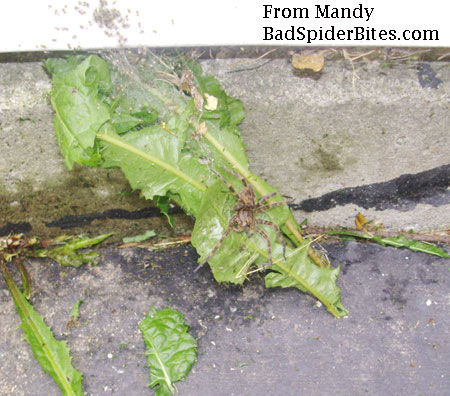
[97,133,207,192]
[203,129,327,267]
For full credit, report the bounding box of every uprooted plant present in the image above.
[44,53,347,318]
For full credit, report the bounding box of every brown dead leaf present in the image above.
[292,53,325,72]
[180,70,194,93]
[180,69,204,110]
[192,87,204,111]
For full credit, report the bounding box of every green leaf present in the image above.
[329,231,450,258]
[187,59,245,127]
[154,196,175,227]
[122,230,157,243]
[33,233,112,267]
[98,127,210,216]
[191,172,347,317]
[201,120,249,170]
[46,55,113,169]
[45,55,112,93]
[0,260,83,396]
[69,300,83,320]
[139,308,197,396]
[382,235,450,257]
[191,173,290,284]
[111,109,158,134]
[265,242,348,317]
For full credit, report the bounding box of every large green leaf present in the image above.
[191,172,290,284]
[265,243,348,317]
[139,308,197,396]
[191,174,347,317]
[45,56,113,169]
[0,261,83,396]
[99,126,210,216]
[45,55,112,93]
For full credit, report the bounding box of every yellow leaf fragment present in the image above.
[292,53,325,72]
[355,212,368,231]
[205,93,218,111]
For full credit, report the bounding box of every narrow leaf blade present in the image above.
[1,261,83,396]
[329,231,450,258]
[122,230,156,243]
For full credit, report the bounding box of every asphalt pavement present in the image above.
[1,241,449,396]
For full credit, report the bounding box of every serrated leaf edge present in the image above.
[0,260,82,396]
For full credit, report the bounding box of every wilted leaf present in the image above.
[0,260,83,396]
[329,230,450,258]
[122,230,157,243]
[139,308,197,396]
[32,233,112,267]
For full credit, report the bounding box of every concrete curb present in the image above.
[1,53,449,239]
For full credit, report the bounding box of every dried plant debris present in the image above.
[292,52,325,72]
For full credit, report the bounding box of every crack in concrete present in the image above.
[293,164,450,212]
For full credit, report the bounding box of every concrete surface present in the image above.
[1,242,449,395]
[0,52,449,241]
[201,57,450,232]
[0,50,449,396]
